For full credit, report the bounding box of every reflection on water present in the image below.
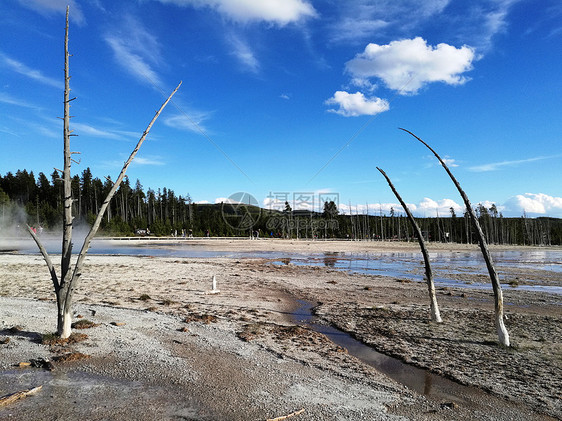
[275,250,562,296]
[5,238,561,295]
[293,300,472,403]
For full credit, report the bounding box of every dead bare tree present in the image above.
[26,7,181,338]
[399,128,510,347]
[376,167,442,323]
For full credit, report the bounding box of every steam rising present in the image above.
[0,202,93,254]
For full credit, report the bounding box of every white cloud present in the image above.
[157,0,316,25]
[0,92,39,109]
[72,123,122,140]
[348,77,377,93]
[469,155,562,172]
[228,36,260,73]
[104,16,163,87]
[36,125,59,139]
[325,91,389,117]
[330,18,389,43]
[0,53,61,89]
[164,111,212,133]
[104,155,165,169]
[132,156,166,166]
[467,0,522,50]
[345,37,475,94]
[214,197,242,204]
[328,1,520,51]
[70,122,141,142]
[328,0,450,43]
[17,0,85,25]
[338,197,463,217]
[503,193,562,217]
[0,126,21,138]
[418,197,463,216]
[442,156,459,168]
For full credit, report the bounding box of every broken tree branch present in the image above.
[66,81,182,314]
[0,386,43,407]
[267,408,305,421]
[25,225,59,291]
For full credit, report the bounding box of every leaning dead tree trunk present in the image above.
[27,6,181,338]
[399,128,510,347]
[376,167,442,323]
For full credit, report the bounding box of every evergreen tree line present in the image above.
[0,168,560,245]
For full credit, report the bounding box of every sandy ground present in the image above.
[0,239,560,420]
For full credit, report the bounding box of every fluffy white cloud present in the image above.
[503,193,562,217]
[418,197,463,216]
[337,198,463,217]
[325,91,389,117]
[345,37,475,94]
[158,0,316,25]
[441,156,459,168]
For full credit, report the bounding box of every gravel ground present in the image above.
[0,297,411,420]
[0,240,560,420]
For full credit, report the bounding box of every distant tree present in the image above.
[322,200,338,218]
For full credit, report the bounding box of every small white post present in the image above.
[206,275,220,294]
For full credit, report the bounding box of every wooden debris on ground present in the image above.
[0,386,43,407]
[267,408,305,421]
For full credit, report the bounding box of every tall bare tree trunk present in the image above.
[27,6,181,339]
[58,5,74,338]
[377,167,442,322]
[400,128,510,346]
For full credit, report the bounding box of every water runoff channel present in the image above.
[8,238,562,414]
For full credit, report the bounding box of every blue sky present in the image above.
[1,0,561,217]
